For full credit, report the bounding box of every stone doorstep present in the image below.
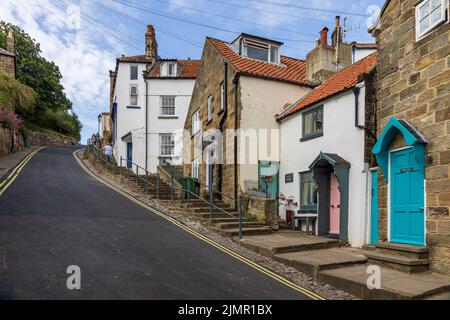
[363,250,430,274]
[239,232,340,258]
[215,227,272,237]
[318,265,450,300]
[375,242,429,259]
[273,248,368,279]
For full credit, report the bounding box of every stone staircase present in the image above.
[158,199,272,237]
[362,242,430,273]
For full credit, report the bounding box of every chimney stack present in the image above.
[335,16,340,28]
[145,25,158,63]
[6,31,14,53]
[319,27,329,47]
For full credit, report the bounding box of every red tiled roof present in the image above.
[207,37,309,86]
[117,55,149,63]
[278,53,377,120]
[148,59,201,78]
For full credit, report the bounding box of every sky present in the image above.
[1,0,385,142]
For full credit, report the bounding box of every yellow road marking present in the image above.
[0,148,44,196]
[73,149,326,300]
[0,149,38,189]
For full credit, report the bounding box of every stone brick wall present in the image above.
[362,69,378,166]
[374,0,450,274]
[183,41,241,203]
[0,53,15,77]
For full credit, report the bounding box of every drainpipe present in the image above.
[233,73,240,202]
[353,85,377,141]
[144,78,149,171]
[218,62,229,196]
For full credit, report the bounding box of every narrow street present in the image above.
[0,146,313,300]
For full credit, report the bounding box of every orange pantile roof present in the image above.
[278,53,377,120]
[117,55,149,63]
[207,37,309,86]
[148,59,201,79]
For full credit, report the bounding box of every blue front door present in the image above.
[126,142,132,169]
[370,170,379,245]
[390,148,425,246]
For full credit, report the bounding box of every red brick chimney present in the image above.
[145,25,157,63]
[319,27,329,47]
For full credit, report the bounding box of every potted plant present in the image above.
[279,193,298,226]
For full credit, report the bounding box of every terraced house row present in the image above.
[107,0,449,276]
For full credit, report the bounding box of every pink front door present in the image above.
[329,174,340,235]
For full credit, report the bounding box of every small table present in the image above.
[292,214,317,235]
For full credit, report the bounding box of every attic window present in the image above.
[161,62,177,77]
[242,39,279,64]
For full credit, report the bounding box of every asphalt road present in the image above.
[0,146,313,300]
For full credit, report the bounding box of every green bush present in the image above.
[0,117,11,129]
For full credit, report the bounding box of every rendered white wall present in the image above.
[145,78,195,172]
[239,76,310,190]
[353,48,377,63]
[278,86,369,247]
[113,62,147,170]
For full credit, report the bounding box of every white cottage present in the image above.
[110,25,199,172]
[276,53,378,247]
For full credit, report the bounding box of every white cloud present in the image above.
[1,0,118,142]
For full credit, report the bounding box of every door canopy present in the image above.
[309,152,350,241]
[372,117,427,182]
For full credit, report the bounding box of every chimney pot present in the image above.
[335,16,341,27]
[320,27,329,47]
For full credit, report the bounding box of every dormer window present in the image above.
[242,38,280,64]
[160,62,177,77]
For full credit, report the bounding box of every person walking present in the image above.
[102,143,113,163]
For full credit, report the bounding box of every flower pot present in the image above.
[285,209,294,226]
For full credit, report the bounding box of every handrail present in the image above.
[86,144,243,239]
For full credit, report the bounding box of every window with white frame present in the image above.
[416,0,448,40]
[242,38,280,64]
[161,62,177,77]
[160,96,176,116]
[130,85,138,106]
[160,134,175,156]
[192,158,200,179]
[207,95,213,121]
[220,82,225,111]
[192,110,200,135]
[130,65,138,80]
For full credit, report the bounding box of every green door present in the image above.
[258,161,279,199]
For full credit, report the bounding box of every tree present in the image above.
[0,21,81,139]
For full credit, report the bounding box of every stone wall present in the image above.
[245,195,277,225]
[0,126,24,155]
[27,130,73,146]
[0,53,15,77]
[374,0,450,274]
[183,40,241,203]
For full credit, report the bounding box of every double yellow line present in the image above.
[73,149,325,301]
[0,147,44,197]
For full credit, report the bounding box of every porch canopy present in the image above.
[121,131,132,142]
[372,117,427,182]
[309,152,350,241]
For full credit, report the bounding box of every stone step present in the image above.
[214,227,272,237]
[239,233,340,258]
[214,221,264,230]
[195,212,240,219]
[362,250,429,273]
[190,206,233,213]
[210,217,250,223]
[274,248,367,279]
[318,265,450,300]
[375,242,429,260]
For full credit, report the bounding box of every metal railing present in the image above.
[86,144,243,239]
[160,164,244,239]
